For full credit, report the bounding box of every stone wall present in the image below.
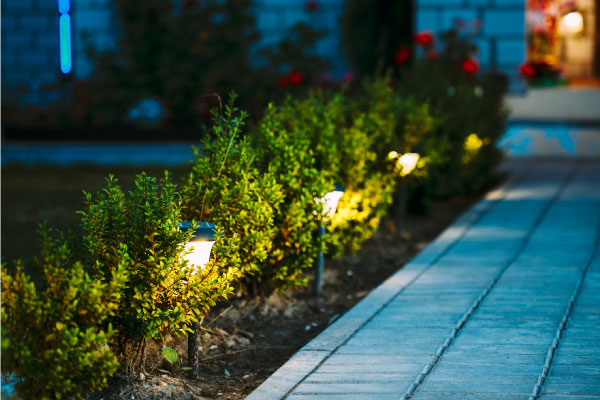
[1,0,346,106]
[1,0,61,104]
[415,0,526,91]
[253,0,345,76]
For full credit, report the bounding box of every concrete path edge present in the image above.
[246,167,526,400]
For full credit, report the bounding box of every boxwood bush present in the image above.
[77,173,238,372]
[1,226,127,399]
[181,96,284,294]
[247,102,332,292]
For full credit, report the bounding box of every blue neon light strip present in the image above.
[59,14,72,74]
[58,0,70,14]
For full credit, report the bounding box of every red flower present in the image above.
[394,44,412,66]
[519,63,536,79]
[414,31,434,47]
[278,70,306,88]
[427,50,438,60]
[288,71,306,85]
[460,58,479,75]
[305,1,319,12]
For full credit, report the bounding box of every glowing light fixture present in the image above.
[314,183,344,296]
[180,221,216,379]
[58,0,72,74]
[397,153,420,176]
[560,11,584,35]
[179,222,216,271]
[320,183,345,221]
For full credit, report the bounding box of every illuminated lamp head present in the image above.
[179,222,216,271]
[319,183,345,221]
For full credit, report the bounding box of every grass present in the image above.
[1,163,190,276]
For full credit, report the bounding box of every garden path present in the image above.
[247,159,600,400]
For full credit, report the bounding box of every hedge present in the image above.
[1,30,507,398]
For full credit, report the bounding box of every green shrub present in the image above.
[248,102,331,292]
[1,226,127,399]
[330,81,435,249]
[181,96,283,294]
[248,84,435,259]
[398,29,508,199]
[263,91,387,257]
[77,173,238,371]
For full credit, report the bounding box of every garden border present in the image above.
[246,164,527,400]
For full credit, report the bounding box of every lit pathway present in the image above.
[247,160,600,400]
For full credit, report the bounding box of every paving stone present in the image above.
[425,371,537,384]
[292,381,411,394]
[289,394,401,399]
[550,366,600,377]
[417,381,534,394]
[443,344,553,356]
[552,354,600,367]
[452,334,555,346]
[543,383,600,396]
[335,344,440,356]
[539,396,600,400]
[315,362,424,374]
[431,362,543,376]
[304,373,416,383]
[412,394,526,400]
[440,353,546,365]
[323,354,433,365]
[545,375,600,385]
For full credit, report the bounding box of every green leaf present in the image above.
[162,347,178,365]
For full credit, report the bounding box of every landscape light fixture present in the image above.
[179,222,216,271]
[397,153,420,176]
[320,183,345,221]
[314,183,344,296]
[388,152,420,236]
[179,221,216,378]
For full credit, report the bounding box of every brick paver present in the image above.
[248,160,600,400]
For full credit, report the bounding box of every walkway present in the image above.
[248,159,600,400]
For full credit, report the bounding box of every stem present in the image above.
[187,319,200,379]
